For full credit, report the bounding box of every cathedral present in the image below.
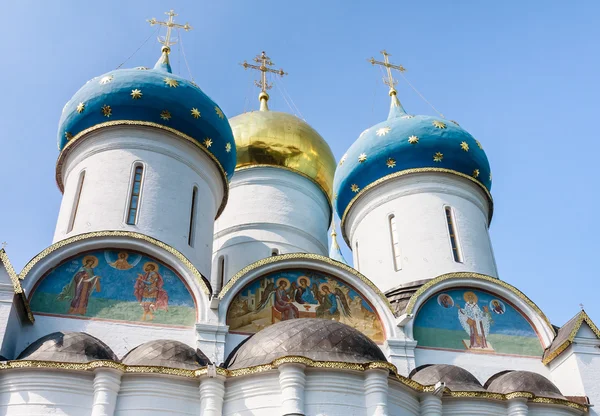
[1,10,599,416]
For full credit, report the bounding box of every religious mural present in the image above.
[226,269,385,343]
[30,250,196,326]
[413,289,543,357]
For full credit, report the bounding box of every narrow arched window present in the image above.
[445,206,462,263]
[188,186,198,247]
[354,241,360,271]
[217,255,225,292]
[67,170,85,233]
[389,214,402,271]
[126,165,144,225]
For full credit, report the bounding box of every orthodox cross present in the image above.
[147,10,192,50]
[368,50,406,93]
[241,51,287,93]
[1,242,6,250]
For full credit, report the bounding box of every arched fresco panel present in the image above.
[30,250,196,327]
[413,289,543,357]
[226,269,385,343]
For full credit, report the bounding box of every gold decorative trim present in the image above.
[217,252,394,313]
[18,231,211,296]
[404,272,554,333]
[0,357,587,411]
[55,120,230,218]
[339,168,493,247]
[0,249,35,323]
[542,310,600,365]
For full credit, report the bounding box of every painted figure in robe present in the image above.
[110,251,134,270]
[457,291,492,349]
[294,276,317,304]
[134,262,169,321]
[257,278,299,320]
[57,255,101,315]
[316,285,350,320]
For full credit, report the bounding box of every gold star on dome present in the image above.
[408,135,419,144]
[359,129,369,137]
[358,153,367,163]
[160,110,171,120]
[204,137,213,148]
[101,104,112,117]
[351,184,360,193]
[65,132,73,140]
[225,142,232,153]
[433,120,446,129]
[472,169,480,178]
[386,158,396,168]
[333,193,338,200]
[376,127,391,136]
[215,106,225,119]
[76,102,85,113]
[191,108,201,119]
[476,140,483,149]
[164,77,179,88]
[433,152,443,162]
[100,75,113,85]
[460,141,469,152]
[131,89,143,99]
[339,154,347,166]
[489,172,493,181]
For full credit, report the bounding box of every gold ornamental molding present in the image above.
[542,310,600,365]
[0,249,34,322]
[18,230,211,296]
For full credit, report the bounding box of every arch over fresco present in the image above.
[218,253,400,343]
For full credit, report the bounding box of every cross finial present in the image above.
[368,50,406,96]
[241,51,287,110]
[147,10,192,53]
[1,242,6,250]
[580,303,585,311]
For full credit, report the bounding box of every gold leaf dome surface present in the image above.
[229,109,336,200]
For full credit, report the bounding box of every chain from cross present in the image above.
[147,10,192,50]
[241,51,287,93]
[368,50,406,93]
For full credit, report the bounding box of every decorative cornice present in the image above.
[18,231,211,296]
[0,250,35,323]
[217,252,394,313]
[404,272,554,333]
[542,310,600,365]
[55,120,230,218]
[339,168,494,246]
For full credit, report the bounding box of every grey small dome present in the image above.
[225,318,386,370]
[18,331,117,363]
[409,364,485,392]
[485,370,566,399]
[122,339,210,370]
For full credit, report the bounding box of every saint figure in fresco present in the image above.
[57,255,101,315]
[457,291,493,349]
[134,262,169,321]
[294,276,318,304]
[256,278,299,320]
[110,251,134,270]
[316,285,351,320]
[491,300,505,315]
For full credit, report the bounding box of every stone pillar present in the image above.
[364,369,389,416]
[420,394,442,416]
[91,368,122,416]
[199,374,226,416]
[278,363,306,416]
[507,397,528,416]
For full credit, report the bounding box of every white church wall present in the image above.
[0,299,22,359]
[213,167,330,288]
[528,404,583,416]
[223,373,281,416]
[0,370,94,416]
[387,379,420,415]
[55,126,224,277]
[304,370,366,416]
[345,173,497,292]
[441,399,505,416]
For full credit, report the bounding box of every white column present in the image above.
[91,368,122,416]
[199,375,226,416]
[507,397,528,416]
[278,363,306,415]
[420,394,442,416]
[364,369,389,416]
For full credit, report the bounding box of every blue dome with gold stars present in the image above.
[57,48,236,180]
[333,93,492,223]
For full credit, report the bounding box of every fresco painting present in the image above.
[414,289,543,357]
[227,269,385,343]
[30,250,196,326]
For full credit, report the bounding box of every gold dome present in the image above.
[229,96,336,201]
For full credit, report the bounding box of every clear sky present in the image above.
[1,1,598,326]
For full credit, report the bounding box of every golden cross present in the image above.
[241,51,287,93]
[1,242,6,250]
[147,10,192,51]
[368,50,406,93]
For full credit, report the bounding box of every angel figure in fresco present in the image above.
[110,251,134,270]
[457,291,493,349]
[256,278,299,320]
[294,276,318,305]
[134,262,169,321]
[316,284,351,320]
[57,255,101,315]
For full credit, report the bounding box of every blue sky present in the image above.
[1,1,598,326]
